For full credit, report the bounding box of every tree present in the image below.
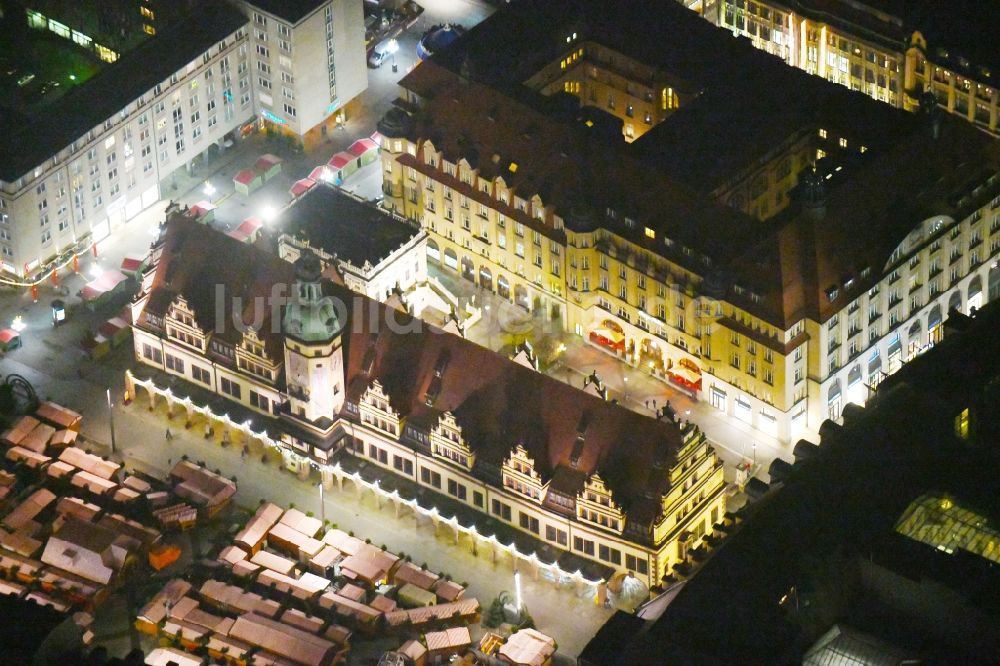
[483,592,509,628]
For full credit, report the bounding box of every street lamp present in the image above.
[318,482,326,525]
[514,569,523,611]
[752,442,757,467]
[387,38,399,72]
[623,376,629,403]
[261,206,276,223]
[107,388,117,455]
[203,181,216,199]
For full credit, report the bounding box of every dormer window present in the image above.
[576,473,624,533]
[502,445,545,501]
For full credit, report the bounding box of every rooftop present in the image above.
[395,0,1000,327]
[0,2,247,183]
[245,0,330,25]
[279,184,421,269]
[141,219,696,532]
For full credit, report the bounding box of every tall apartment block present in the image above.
[0,0,366,279]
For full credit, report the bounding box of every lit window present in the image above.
[508,162,518,173]
[954,407,970,440]
[644,227,655,239]
[144,24,155,35]
[818,128,827,138]
[860,145,868,153]
[839,137,848,148]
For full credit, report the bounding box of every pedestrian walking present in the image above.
[652,399,657,410]
[165,427,173,441]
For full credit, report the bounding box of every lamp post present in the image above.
[514,569,523,612]
[318,481,326,525]
[623,376,629,403]
[752,442,757,467]
[107,388,117,455]
[388,38,399,73]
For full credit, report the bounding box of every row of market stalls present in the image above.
[233,154,284,196]
[285,135,381,202]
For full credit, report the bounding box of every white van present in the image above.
[368,42,390,68]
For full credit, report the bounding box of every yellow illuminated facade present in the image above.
[711,0,998,136]
[381,118,1000,445]
[523,40,683,142]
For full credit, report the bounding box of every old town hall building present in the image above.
[127,217,726,591]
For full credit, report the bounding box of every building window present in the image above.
[192,365,211,385]
[598,544,621,565]
[420,467,442,488]
[625,554,649,575]
[220,376,241,399]
[518,512,540,534]
[491,499,512,521]
[572,536,595,556]
[473,491,484,508]
[954,407,970,440]
[447,478,467,501]
[141,343,162,364]
[545,525,568,546]
[392,455,414,475]
[249,390,271,413]
[165,354,184,374]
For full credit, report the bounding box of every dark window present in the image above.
[420,467,441,488]
[473,491,484,508]
[220,377,241,399]
[250,390,270,412]
[447,478,467,500]
[192,365,211,384]
[626,553,650,574]
[573,536,595,556]
[165,353,184,373]
[491,499,511,521]
[545,525,568,546]
[393,455,413,475]
[519,512,539,534]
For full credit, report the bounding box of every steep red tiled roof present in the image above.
[143,220,686,525]
[143,215,295,358]
[344,298,684,520]
[400,63,759,262]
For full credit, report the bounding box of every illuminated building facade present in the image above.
[378,0,1000,443]
[241,0,367,147]
[128,217,728,589]
[0,0,368,279]
[0,4,254,279]
[704,0,999,136]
